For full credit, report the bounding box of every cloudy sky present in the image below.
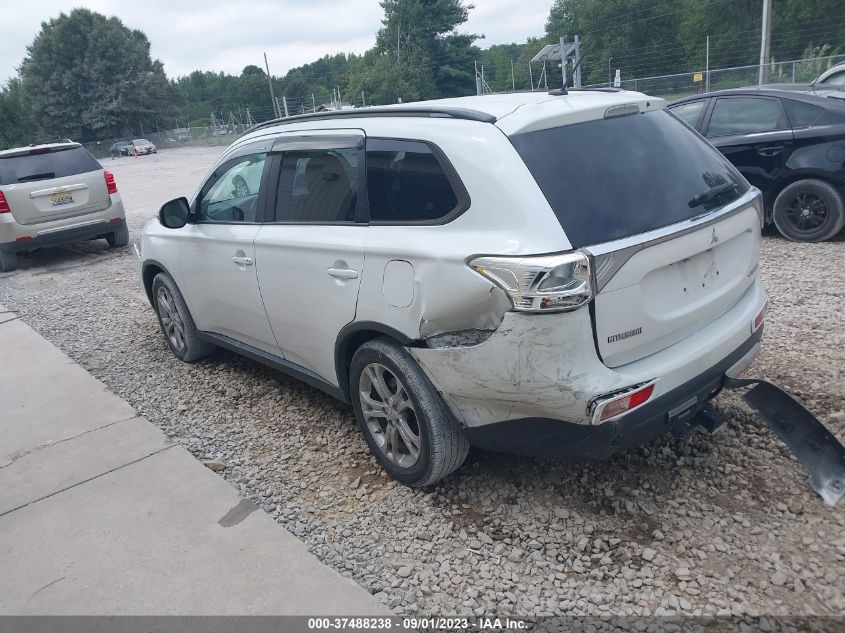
[1,0,553,82]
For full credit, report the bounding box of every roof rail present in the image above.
[548,87,624,95]
[241,106,497,137]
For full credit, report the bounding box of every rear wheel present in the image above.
[151,272,214,362]
[106,223,129,248]
[350,337,469,487]
[773,179,845,242]
[0,249,18,273]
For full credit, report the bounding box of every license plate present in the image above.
[50,192,74,206]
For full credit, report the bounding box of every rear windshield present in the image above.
[510,109,748,248]
[0,146,101,185]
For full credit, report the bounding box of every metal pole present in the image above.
[792,60,796,82]
[706,36,711,92]
[574,35,582,88]
[475,61,482,95]
[282,96,289,117]
[312,94,316,112]
[264,52,279,117]
[510,58,515,91]
[528,62,534,91]
[758,0,772,85]
[608,56,613,85]
[560,36,567,88]
[361,90,366,107]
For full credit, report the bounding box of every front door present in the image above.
[704,96,794,199]
[254,130,366,385]
[179,150,280,354]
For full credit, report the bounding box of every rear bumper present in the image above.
[466,326,763,459]
[0,218,126,253]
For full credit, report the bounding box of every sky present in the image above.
[0,0,553,82]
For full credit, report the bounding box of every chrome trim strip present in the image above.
[36,217,104,235]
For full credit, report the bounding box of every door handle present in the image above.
[757,145,786,156]
[232,256,254,266]
[327,268,358,280]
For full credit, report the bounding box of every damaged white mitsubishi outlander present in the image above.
[137,90,767,487]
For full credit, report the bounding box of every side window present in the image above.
[198,153,267,223]
[274,148,358,223]
[820,70,845,86]
[782,99,824,128]
[366,139,460,222]
[671,100,707,129]
[706,98,786,137]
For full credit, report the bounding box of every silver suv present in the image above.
[138,92,767,487]
[0,142,128,272]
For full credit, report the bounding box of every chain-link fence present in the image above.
[584,54,845,101]
[82,123,253,160]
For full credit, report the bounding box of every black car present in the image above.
[669,87,845,242]
[109,141,132,158]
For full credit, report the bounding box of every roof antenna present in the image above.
[550,53,585,96]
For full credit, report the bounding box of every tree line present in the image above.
[1,0,842,149]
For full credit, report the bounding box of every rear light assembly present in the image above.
[104,171,118,194]
[468,251,593,313]
[0,191,10,214]
[590,380,658,424]
[753,302,766,333]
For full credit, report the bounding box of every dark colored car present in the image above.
[109,141,132,158]
[669,87,845,242]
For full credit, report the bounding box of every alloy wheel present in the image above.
[358,362,421,468]
[156,286,186,354]
[785,192,828,234]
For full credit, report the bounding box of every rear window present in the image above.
[0,146,101,185]
[510,109,748,248]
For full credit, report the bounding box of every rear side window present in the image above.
[671,100,707,128]
[274,148,358,223]
[510,109,747,248]
[782,99,824,128]
[0,146,101,185]
[706,97,786,136]
[366,139,459,222]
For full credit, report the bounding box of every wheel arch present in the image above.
[334,321,423,399]
[142,259,176,307]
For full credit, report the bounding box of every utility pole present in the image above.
[560,36,567,88]
[361,90,367,107]
[312,94,316,112]
[705,36,711,92]
[528,62,534,91]
[475,61,482,95]
[282,96,289,117]
[574,35,582,88]
[510,58,515,91]
[397,16,401,62]
[264,52,279,118]
[758,0,772,85]
[608,56,613,85]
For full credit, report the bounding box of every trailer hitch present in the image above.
[725,377,845,506]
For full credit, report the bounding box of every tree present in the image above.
[0,79,38,149]
[20,8,173,141]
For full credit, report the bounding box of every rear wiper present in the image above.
[688,182,738,208]
[17,172,55,182]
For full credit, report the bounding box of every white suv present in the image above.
[137,91,767,487]
[0,142,129,272]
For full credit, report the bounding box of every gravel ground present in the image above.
[1,146,843,619]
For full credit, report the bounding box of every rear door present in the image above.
[0,145,108,225]
[510,107,759,368]
[254,130,366,384]
[703,96,794,197]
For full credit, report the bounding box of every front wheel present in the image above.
[350,338,469,487]
[773,179,845,242]
[151,272,214,362]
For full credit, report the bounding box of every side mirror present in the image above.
[159,197,190,229]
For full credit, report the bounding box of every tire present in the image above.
[773,179,845,242]
[151,272,214,362]
[349,337,469,487]
[106,223,129,248]
[0,249,17,273]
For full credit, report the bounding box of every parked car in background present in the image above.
[130,139,157,156]
[109,141,132,157]
[138,93,766,487]
[0,142,128,272]
[670,87,845,241]
[814,63,845,87]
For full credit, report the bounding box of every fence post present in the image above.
[792,61,796,82]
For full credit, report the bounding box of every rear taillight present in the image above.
[753,303,766,332]
[0,191,10,214]
[468,251,592,313]
[104,171,117,194]
[590,380,658,424]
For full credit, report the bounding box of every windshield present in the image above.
[0,146,101,185]
[509,109,748,248]
[134,139,150,144]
